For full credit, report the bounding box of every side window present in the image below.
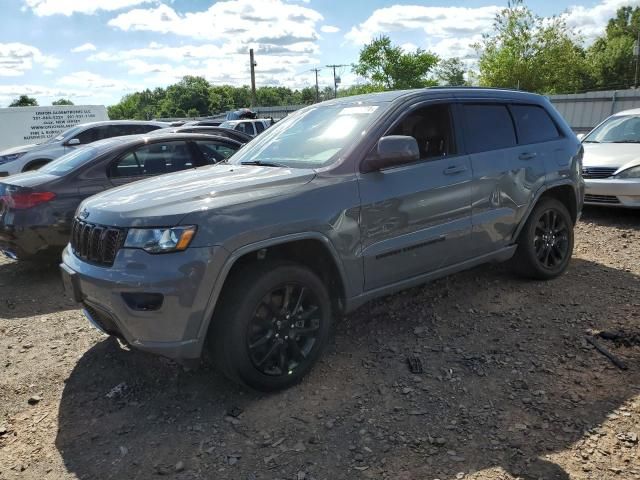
[389,103,456,160]
[237,122,254,135]
[195,140,238,164]
[511,104,560,144]
[255,121,265,134]
[75,127,99,144]
[133,124,161,134]
[109,141,193,178]
[462,104,516,153]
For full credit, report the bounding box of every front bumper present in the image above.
[61,245,228,362]
[584,179,640,208]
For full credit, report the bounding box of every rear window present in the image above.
[462,104,517,153]
[39,147,98,175]
[511,105,560,144]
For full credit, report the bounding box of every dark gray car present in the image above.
[60,88,585,391]
[0,133,241,260]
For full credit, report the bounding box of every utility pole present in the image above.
[309,68,321,102]
[634,30,640,88]
[249,48,257,108]
[326,64,348,98]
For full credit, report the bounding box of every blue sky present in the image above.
[0,0,637,107]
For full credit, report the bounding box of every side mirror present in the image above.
[576,133,585,141]
[361,135,420,173]
[66,138,80,146]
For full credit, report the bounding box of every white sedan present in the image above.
[581,108,640,208]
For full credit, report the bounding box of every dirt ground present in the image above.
[1,207,639,480]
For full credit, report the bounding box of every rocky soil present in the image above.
[1,207,639,480]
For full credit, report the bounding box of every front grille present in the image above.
[71,218,125,266]
[582,167,617,179]
[584,194,621,204]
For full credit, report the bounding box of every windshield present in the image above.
[43,125,84,144]
[219,121,234,129]
[229,103,384,169]
[39,146,98,175]
[584,115,640,143]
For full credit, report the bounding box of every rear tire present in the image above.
[210,261,332,391]
[511,198,574,280]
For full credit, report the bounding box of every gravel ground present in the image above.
[1,207,639,480]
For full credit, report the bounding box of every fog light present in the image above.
[121,292,164,311]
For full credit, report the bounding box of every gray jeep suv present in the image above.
[60,88,584,391]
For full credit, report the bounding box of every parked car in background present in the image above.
[151,125,253,144]
[0,120,168,177]
[219,118,273,137]
[183,120,222,127]
[580,108,640,207]
[60,88,583,392]
[0,133,241,260]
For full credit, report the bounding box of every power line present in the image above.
[325,64,349,98]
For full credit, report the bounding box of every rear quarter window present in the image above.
[511,104,560,144]
[462,104,517,153]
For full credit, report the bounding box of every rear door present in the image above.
[107,140,197,187]
[358,101,473,291]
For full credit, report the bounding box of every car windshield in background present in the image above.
[229,104,384,169]
[39,146,97,175]
[584,115,640,143]
[219,121,233,129]
[43,125,83,144]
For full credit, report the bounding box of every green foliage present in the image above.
[587,6,640,89]
[475,0,589,94]
[435,58,468,86]
[52,98,74,105]
[9,95,38,107]
[353,35,439,89]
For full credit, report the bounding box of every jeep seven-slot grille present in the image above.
[582,167,617,179]
[71,218,125,266]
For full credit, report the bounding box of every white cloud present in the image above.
[563,0,640,43]
[321,25,340,33]
[0,42,60,77]
[57,71,134,90]
[22,0,157,16]
[71,42,97,53]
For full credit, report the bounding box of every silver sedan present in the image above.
[581,109,640,208]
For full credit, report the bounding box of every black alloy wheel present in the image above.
[533,208,570,269]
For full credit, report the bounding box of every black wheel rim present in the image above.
[246,283,322,377]
[533,208,569,269]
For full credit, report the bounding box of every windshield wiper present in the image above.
[240,160,288,168]
[583,140,599,143]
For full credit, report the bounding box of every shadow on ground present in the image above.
[0,259,76,319]
[581,205,640,230]
[55,258,640,479]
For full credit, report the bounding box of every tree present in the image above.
[10,95,38,107]
[187,107,199,118]
[353,35,439,90]
[475,0,589,94]
[52,98,74,105]
[587,6,640,89]
[435,58,467,86]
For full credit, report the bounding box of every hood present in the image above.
[79,164,316,227]
[0,143,39,156]
[0,170,58,189]
[582,143,640,170]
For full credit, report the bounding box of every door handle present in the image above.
[443,165,467,175]
[519,152,537,160]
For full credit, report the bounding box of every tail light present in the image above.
[0,189,56,209]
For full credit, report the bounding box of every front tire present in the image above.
[512,198,574,280]
[210,261,332,391]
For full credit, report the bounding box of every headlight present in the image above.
[124,226,197,253]
[615,166,640,179]
[0,152,26,165]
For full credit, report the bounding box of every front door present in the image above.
[358,102,473,291]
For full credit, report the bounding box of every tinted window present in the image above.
[237,122,254,135]
[195,140,238,164]
[39,147,98,175]
[462,104,516,153]
[255,121,265,134]
[109,141,193,178]
[390,103,456,159]
[75,126,111,144]
[511,105,559,144]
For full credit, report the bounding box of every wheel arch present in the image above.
[196,233,350,354]
[21,158,52,172]
[512,182,579,242]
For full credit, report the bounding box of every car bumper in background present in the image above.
[60,245,227,363]
[584,179,640,208]
[0,223,69,259]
